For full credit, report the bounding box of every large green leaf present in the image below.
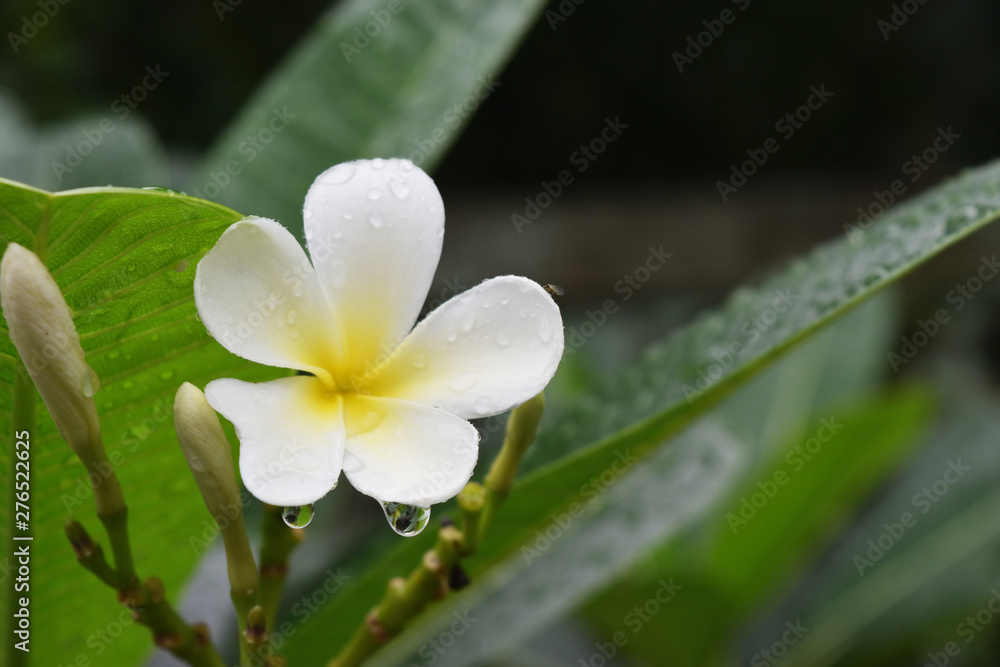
[196,0,547,239]
[0,179,257,667]
[282,159,1000,662]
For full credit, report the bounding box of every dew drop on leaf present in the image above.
[381,502,430,537]
[281,504,314,529]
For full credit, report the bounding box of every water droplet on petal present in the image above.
[325,163,357,184]
[292,282,304,297]
[369,209,384,228]
[448,372,481,393]
[81,365,100,397]
[496,332,510,347]
[333,230,343,239]
[411,354,428,369]
[499,296,510,306]
[367,188,383,201]
[290,329,300,339]
[342,209,355,221]
[282,505,314,529]
[371,158,386,170]
[381,502,430,537]
[287,310,297,324]
[447,326,457,342]
[389,178,410,200]
[461,314,475,332]
[304,209,314,219]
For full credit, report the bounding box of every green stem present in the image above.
[223,515,260,666]
[328,392,548,667]
[259,504,305,632]
[329,528,464,667]
[99,506,138,592]
[8,362,34,667]
[65,522,227,666]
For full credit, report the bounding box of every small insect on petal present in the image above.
[542,283,564,297]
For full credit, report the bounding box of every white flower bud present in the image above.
[1,243,101,456]
[174,382,243,523]
[174,382,258,596]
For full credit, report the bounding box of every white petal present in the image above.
[205,376,344,507]
[303,159,443,374]
[342,396,479,506]
[195,217,343,383]
[370,276,564,419]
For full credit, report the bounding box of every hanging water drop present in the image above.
[381,502,430,537]
[281,505,314,529]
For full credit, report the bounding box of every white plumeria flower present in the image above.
[194,158,564,513]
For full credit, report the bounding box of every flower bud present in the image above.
[0,243,101,455]
[174,382,258,596]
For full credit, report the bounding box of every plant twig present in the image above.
[65,521,226,667]
[259,503,306,631]
[327,392,547,667]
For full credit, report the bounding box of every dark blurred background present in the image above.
[4,0,999,307]
[3,0,998,184]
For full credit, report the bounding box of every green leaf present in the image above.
[283,159,1000,662]
[196,0,547,239]
[766,397,1000,667]
[0,178,256,666]
[578,291,913,666]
